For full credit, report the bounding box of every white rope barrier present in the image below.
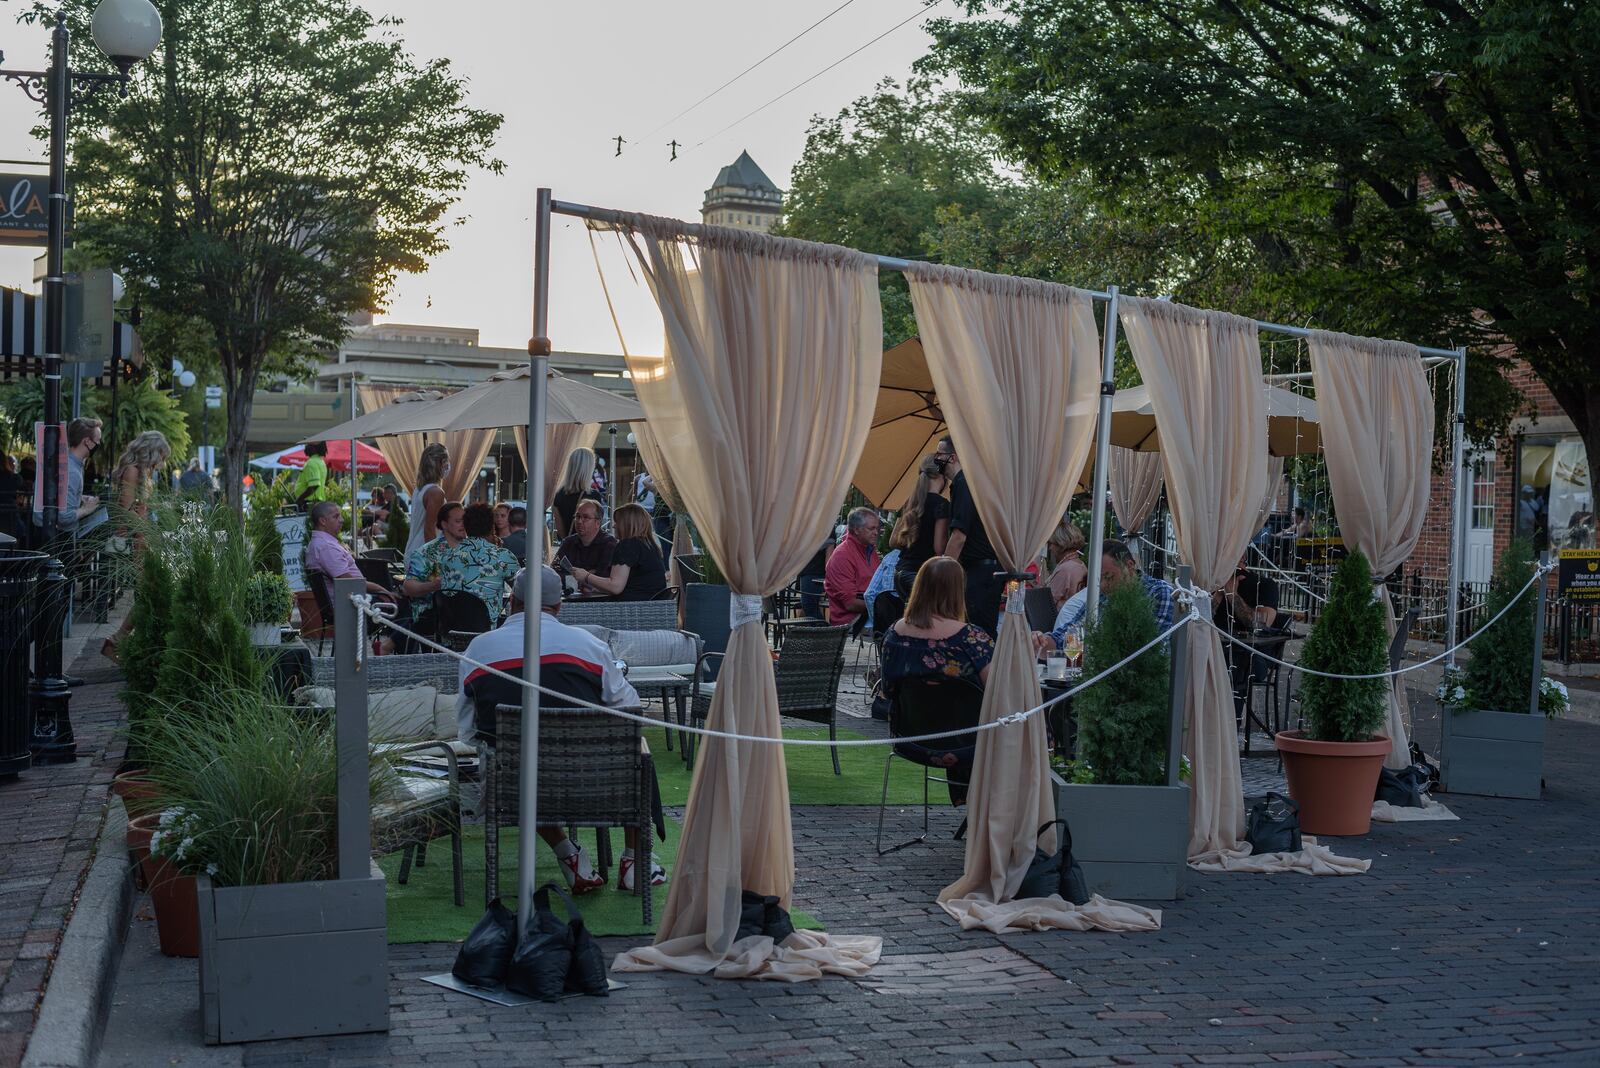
[1182,561,1553,681]
[351,597,1200,749]
[1247,542,1330,603]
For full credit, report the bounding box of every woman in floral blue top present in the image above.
[880,556,992,803]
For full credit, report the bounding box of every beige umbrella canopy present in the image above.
[1109,383,1320,456]
[851,338,947,508]
[307,367,643,441]
[301,389,448,441]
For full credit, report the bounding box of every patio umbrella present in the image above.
[275,440,391,473]
[1109,383,1320,456]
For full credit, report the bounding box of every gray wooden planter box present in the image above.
[1052,772,1190,900]
[1441,707,1545,800]
[197,861,388,1044]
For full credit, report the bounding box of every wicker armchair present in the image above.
[482,704,654,921]
[689,622,850,774]
[557,599,678,631]
[311,652,462,694]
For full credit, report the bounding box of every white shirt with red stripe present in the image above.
[455,609,640,742]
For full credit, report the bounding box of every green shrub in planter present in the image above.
[242,572,293,628]
[1075,578,1170,785]
[154,535,263,714]
[119,545,176,752]
[1297,549,1388,742]
[1461,537,1537,713]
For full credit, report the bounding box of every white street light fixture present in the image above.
[91,0,163,74]
[177,369,196,388]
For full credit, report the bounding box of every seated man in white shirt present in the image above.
[457,566,665,894]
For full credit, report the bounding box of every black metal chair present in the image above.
[876,675,984,855]
[1024,586,1058,632]
[483,703,654,921]
[361,548,403,564]
[304,568,335,655]
[433,590,491,652]
[688,622,851,773]
[355,556,393,590]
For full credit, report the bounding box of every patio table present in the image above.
[628,665,694,762]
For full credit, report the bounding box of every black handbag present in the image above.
[505,884,608,1002]
[1246,792,1302,854]
[1016,820,1090,905]
[1409,742,1441,789]
[450,898,516,989]
[735,890,796,944]
[1375,764,1431,808]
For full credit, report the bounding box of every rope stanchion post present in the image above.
[1165,564,1191,786]
[332,579,371,880]
[1529,551,1550,715]
[1084,284,1119,626]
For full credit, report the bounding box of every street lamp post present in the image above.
[1,0,161,764]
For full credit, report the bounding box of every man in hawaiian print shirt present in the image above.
[403,502,520,624]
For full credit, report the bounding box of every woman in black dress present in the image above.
[889,456,950,598]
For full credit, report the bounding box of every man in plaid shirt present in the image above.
[1043,539,1175,650]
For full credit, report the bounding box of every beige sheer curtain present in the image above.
[905,264,1158,934]
[513,422,599,507]
[1254,455,1286,535]
[1309,331,1434,769]
[1121,298,1367,877]
[358,384,495,500]
[1110,448,1165,534]
[593,213,884,980]
[632,420,694,596]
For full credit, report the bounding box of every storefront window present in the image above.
[1470,455,1495,530]
[1516,436,1595,551]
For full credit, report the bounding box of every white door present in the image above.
[1464,452,1496,585]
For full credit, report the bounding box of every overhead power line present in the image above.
[692,0,945,150]
[635,0,862,145]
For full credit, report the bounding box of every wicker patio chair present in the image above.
[557,599,678,631]
[371,744,464,906]
[482,704,654,921]
[689,622,851,774]
[311,652,462,694]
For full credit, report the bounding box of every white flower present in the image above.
[205,863,219,877]
[1453,685,1466,702]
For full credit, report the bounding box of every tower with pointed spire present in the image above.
[701,149,783,232]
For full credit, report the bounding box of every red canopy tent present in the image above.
[277,440,390,474]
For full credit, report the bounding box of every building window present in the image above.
[1516,435,1595,551]
[1470,455,1495,530]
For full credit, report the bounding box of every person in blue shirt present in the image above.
[1038,539,1175,651]
[862,547,900,630]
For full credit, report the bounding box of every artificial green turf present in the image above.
[646,724,933,806]
[381,818,820,942]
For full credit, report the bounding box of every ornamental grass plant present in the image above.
[1296,549,1389,742]
[1074,577,1170,785]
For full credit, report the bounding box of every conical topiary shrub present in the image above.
[154,538,263,714]
[1296,549,1389,743]
[1075,578,1170,785]
[1462,536,1536,713]
[118,545,176,753]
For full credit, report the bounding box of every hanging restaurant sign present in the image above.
[0,172,50,245]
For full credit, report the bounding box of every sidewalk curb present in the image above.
[22,800,135,1068]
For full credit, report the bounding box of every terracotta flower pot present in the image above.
[142,854,200,958]
[1275,730,1389,837]
[111,770,162,818]
[125,812,158,892]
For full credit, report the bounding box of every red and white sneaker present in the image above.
[617,853,667,892]
[558,846,604,894]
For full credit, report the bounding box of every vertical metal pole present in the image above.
[1445,346,1469,663]
[1165,563,1191,786]
[518,189,553,926]
[39,13,69,544]
[332,577,371,879]
[1529,551,1550,715]
[349,373,359,543]
[1085,285,1120,624]
[607,426,617,518]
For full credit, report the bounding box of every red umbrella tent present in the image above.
[277,440,391,474]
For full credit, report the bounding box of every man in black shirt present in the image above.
[552,498,616,575]
[1214,556,1281,715]
[936,435,1004,637]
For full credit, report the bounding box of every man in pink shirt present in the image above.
[824,507,881,626]
[303,501,392,606]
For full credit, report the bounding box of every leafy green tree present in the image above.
[96,378,190,464]
[28,0,502,510]
[1462,537,1537,713]
[1297,550,1390,742]
[924,0,1581,454]
[1075,577,1171,785]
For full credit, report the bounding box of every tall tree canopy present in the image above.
[28,0,502,506]
[924,0,1589,451]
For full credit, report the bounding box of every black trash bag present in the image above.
[1246,792,1302,855]
[451,898,516,989]
[735,890,796,943]
[1016,820,1090,905]
[505,886,571,1002]
[1375,764,1431,808]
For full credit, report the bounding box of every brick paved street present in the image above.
[93,682,1600,1068]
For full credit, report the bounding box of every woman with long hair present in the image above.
[889,456,950,598]
[1045,518,1088,608]
[101,431,172,660]
[569,502,666,601]
[551,446,600,542]
[404,442,450,567]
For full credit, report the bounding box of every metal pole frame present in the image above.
[1084,286,1120,625]
[607,425,618,518]
[349,372,359,544]
[518,189,553,925]
[1529,551,1550,715]
[39,14,69,544]
[1166,564,1192,786]
[1444,346,1469,664]
[332,577,371,879]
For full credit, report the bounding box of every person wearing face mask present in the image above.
[37,417,102,536]
[404,442,451,569]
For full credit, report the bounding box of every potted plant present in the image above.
[1050,579,1190,899]
[1439,538,1550,799]
[1275,549,1390,835]
[243,572,292,646]
[141,686,391,1043]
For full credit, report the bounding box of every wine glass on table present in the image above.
[1062,625,1085,671]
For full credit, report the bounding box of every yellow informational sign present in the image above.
[1558,548,1600,602]
[1296,536,1346,569]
